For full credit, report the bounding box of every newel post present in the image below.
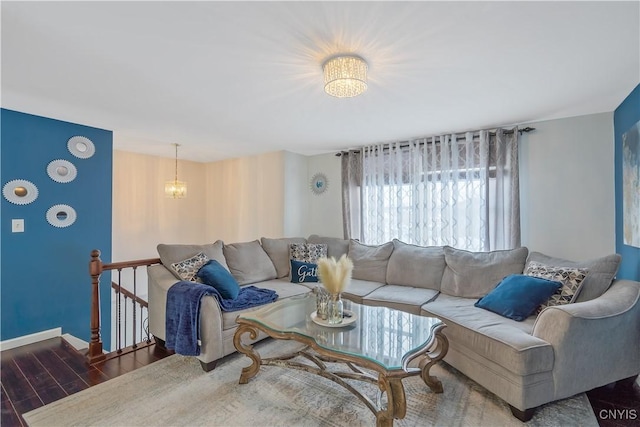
[88,249,106,364]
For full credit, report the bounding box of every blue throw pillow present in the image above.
[197,260,240,300]
[474,274,562,321]
[290,260,319,283]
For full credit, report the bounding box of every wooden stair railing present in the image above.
[88,250,162,364]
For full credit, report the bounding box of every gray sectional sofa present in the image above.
[148,235,640,421]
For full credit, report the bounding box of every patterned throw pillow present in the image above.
[171,252,209,282]
[289,243,328,263]
[524,261,589,311]
[289,243,327,283]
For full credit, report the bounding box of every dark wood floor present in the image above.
[1,337,173,426]
[1,337,639,426]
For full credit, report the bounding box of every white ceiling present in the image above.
[2,1,639,163]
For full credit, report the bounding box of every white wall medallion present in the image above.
[2,179,39,205]
[46,204,77,228]
[67,136,95,159]
[310,173,329,195]
[47,159,77,183]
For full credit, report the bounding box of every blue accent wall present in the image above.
[614,84,640,281]
[1,109,112,347]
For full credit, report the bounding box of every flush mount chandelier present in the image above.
[322,55,368,98]
[165,143,187,199]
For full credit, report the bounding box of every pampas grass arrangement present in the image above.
[317,255,353,294]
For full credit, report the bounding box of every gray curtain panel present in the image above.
[341,150,363,241]
[489,128,521,250]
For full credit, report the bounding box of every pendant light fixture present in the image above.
[322,55,368,98]
[165,143,187,198]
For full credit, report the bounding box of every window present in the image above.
[343,129,520,251]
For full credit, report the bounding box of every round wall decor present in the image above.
[2,179,39,205]
[46,204,77,228]
[310,173,329,195]
[47,159,77,183]
[67,136,95,159]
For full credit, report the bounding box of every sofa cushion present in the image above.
[474,274,562,321]
[526,252,622,302]
[308,235,349,258]
[422,294,554,376]
[290,260,318,283]
[386,239,445,290]
[342,279,386,304]
[197,260,240,299]
[223,240,277,285]
[363,285,439,315]
[170,252,209,282]
[524,261,588,311]
[349,240,394,283]
[441,246,529,298]
[157,241,228,281]
[289,243,327,263]
[260,237,307,278]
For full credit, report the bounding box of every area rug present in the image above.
[24,339,597,427]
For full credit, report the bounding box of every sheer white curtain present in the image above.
[342,128,520,251]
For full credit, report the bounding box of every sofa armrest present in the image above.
[148,264,179,341]
[196,295,226,363]
[532,279,640,399]
[148,264,226,363]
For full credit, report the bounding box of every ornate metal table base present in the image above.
[233,321,449,427]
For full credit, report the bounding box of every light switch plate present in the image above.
[12,219,24,233]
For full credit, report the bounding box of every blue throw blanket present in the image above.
[165,281,278,356]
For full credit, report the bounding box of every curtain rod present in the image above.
[334,126,536,157]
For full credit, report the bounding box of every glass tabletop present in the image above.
[236,293,443,371]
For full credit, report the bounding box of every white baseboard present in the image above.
[0,327,62,351]
[61,333,89,351]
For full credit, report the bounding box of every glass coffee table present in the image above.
[233,294,448,427]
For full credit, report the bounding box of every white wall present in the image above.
[283,151,309,237]
[113,150,312,257]
[520,112,615,260]
[113,149,343,255]
[306,153,344,238]
[112,150,207,261]
[204,151,286,243]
